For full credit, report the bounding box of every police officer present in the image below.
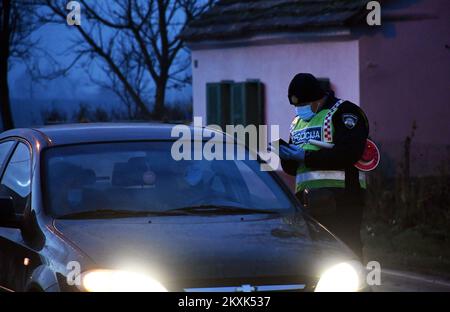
[279,73,369,259]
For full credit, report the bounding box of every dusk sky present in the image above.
[8,16,192,126]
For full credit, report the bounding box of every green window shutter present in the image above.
[230,82,246,125]
[206,83,221,126]
[206,82,232,128]
[230,81,265,127]
[209,80,265,128]
[244,80,265,127]
[220,82,232,128]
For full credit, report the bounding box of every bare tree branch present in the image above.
[0,0,43,130]
[39,0,217,120]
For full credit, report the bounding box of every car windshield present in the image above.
[44,141,295,218]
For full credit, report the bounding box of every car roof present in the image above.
[0,123,214,147]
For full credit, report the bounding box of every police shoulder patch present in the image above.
[342,113,358,129]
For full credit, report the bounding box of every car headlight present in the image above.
[315,262,362,292]
[82,269,168,292]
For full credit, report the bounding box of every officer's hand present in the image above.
[279,144,305,162]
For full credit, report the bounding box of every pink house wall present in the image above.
[191,40,360,142]
[359,0,450,175]
[190,0,449,177]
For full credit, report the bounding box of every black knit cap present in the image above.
[288,73,325,105]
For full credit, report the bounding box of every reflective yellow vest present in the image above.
[290,100,367,193]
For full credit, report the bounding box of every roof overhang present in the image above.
[186,27,353,51]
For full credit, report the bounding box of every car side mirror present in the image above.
[0,196,22,228]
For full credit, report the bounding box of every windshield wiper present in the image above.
[57,209,189,220]
[167,205,279,215]
[57,206,280,220]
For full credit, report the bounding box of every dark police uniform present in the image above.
[281,92,369,258]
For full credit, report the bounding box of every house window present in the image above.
[206,80,265,128]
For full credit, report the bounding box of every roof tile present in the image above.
[182,0,369,41]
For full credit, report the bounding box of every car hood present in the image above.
[53,213,356,289]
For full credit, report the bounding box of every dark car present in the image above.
[0,123,366,292]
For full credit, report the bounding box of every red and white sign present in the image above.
[354,139,380,172]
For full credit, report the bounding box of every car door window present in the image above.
[0,143,31,214]
[0,141,14,169]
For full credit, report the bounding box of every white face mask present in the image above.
[295,104,316,121]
